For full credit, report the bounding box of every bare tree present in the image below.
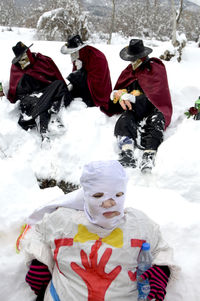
[0,0,19,26]
[171,0,184,46]
[107,0,116,44]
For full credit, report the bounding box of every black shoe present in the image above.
[118,149,137,168]
[140,151,156,173]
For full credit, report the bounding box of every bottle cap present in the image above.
[141,242,150,251]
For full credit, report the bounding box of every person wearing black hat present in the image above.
[60,34,112,111]
[7,41,72,142]
[109,39,172,173]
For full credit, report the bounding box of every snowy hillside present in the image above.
[0,27,200,301]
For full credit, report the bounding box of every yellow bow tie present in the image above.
[74,224,123,248]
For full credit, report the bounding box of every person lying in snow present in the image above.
[20,160,178,301]
[108,39,172,173]
[7,41,72,141]
[60,34,112,112]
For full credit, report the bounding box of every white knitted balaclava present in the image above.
[80,160,128,230]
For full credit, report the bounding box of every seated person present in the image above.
[60,34,112,112]
[109,39,172,173]
[20,160,178,300]
[7,41,72,140]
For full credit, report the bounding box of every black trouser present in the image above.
[19,80,72,133]
[114,108,165,150]
[67,68,94,107]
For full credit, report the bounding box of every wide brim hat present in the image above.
[120,39,152,61]
[60,34,87,55]
[12,41,33,64]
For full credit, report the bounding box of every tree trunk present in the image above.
[107,0,115,44]
[176,0,183,24]
[171,0,183,47]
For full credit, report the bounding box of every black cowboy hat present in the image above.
[60,34,87,54]
[120,39,152,61]
[12,41,33,64]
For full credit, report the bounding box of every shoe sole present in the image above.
[141,167,152,174]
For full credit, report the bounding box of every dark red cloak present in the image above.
[8,50,65,103]
[114,58,172,128]
[75,45,112,111]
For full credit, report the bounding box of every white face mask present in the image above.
[18,52,30,69]
[132,58,142,70]
[80,160,128,230]
[84,190,125,230]
[70,51,79,63]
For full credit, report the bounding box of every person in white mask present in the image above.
[20,160,178,301]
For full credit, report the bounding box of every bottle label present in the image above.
[137,279,150,299]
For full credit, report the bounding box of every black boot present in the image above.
[118,149,137,168]
[140,150,156,173]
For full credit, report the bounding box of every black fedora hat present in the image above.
[12,41,33,64]
[120,39,152,61]
[60,34,87,54]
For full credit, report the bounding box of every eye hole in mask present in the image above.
[19,52,30,69]
[92,192,104,198]
[92,192,124,198]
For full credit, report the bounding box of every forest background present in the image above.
[0,0,200,45]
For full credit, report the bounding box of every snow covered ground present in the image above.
[0,27,200,300]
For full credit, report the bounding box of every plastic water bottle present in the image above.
[137,242,152,301]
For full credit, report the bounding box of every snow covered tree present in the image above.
[36,0,89,41]
[171,0,184,46]
[0,0,19,26]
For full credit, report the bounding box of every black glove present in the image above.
[67,68,87,91]
[140,265,170,301]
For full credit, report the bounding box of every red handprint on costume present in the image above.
[71,240,121,301]
[128,270,137,282]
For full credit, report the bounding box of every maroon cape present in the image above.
[8,50,65,103]
[114,58,172,128]
[75,45,112,111]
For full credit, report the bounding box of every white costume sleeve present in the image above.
[126,208,180,282]
[21,217,54,273]
[27,188,84,225]
[149,221,179,280]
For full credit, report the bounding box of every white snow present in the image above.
[188,0,200,6]
[0,27,200,301]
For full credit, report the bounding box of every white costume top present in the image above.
[21,207,176,301]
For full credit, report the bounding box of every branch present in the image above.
[176,0,183,24]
